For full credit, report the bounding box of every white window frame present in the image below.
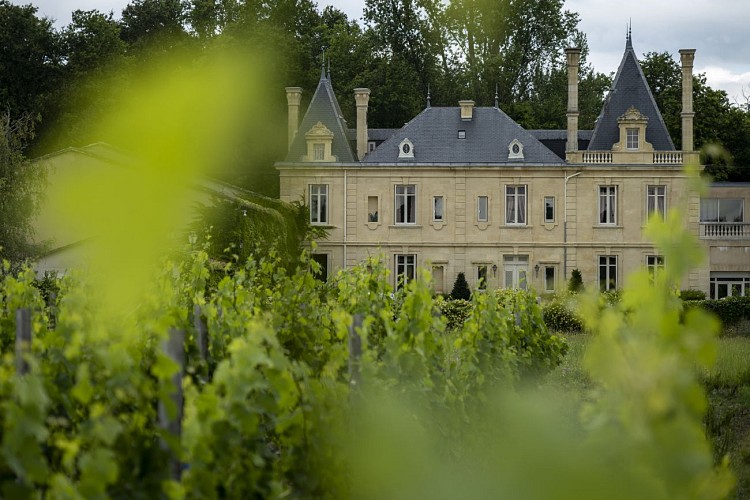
[395,184,416,225]
[505,185,527,225]
[309,184,328,224]
[710,273,750,299]
[433,195,445,222]
[599,255,618,291]
[477,196,489,222]
[626,128,639,150]
[395,254,416,288]
[647,185,666,220]
[646,255,664,280]
[544,196,555,223]
[544,266,556,292]
[599,186,617,225]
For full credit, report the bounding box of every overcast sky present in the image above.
[27,0,750,103]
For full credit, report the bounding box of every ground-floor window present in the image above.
[311,253,328,281]
[504,255,528,290]
[395,254,416,288]
[544,266,556,292]
[710,273,750,299]
[477,265,488,290]
[646,255,664,281]
[599,255,617,291]
[432,265,445,294]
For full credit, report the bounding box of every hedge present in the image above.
[685,296,750,330]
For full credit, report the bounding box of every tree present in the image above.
[62,9,126,76]
[450,272,471,300]
[0,113,44,263]
[120,0,191,55]
[0,1,61,122]
[641,51,750,181]
[568,269,583,293]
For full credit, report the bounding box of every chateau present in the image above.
[276,36,749,298]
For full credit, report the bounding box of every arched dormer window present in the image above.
[508,139,524,160]
[398,138,415,159]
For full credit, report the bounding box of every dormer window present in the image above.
[398,138,415,159]
[508,139,524,160]
[626,128,638,150]
[304,121,336,162]
[614,107,652,153]
[458,130,466,139]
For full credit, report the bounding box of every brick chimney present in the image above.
[285,87,302,150]
[459,100,475,120]
[354,88,370,160]
[679,49,696,152]
[565,48,581,153]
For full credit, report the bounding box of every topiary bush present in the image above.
[568,269,584,293]
[450,272,471,301]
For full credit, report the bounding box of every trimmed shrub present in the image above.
[568,269,584,293]
[542,300,584,333]
[450,272,471,301]
[680,289,706,301]
[439,298,472,330]
[685,296,750,330]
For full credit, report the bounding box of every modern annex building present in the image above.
[276,35,749,298]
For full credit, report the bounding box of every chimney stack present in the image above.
[285,87,302,150]
[679,49,696,152]
[565,48,581,153]
[459,100,475,120]
[354,88,370,160]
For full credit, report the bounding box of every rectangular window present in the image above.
[646,255,664,281]
[458,130,466,139]
[710,273,750,299]
[544,266,556,292]
[599,186,617,225]
[599,256,617,291]
[477,265,488,290]
[395,254,416,288]
[368,141,376,152]
[700,198,744,222]
[368,196,378,222]
[395,185,416,224]
[544,196,555,223]
[626,128,639,150]
[505,185,527,224]
[647,185,666,220]
[309,184,328,224]
[477,196,488,222]
[313,143,325,160]
[433,196,444,221]
[311,253,328,281]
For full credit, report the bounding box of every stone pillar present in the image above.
[354,88,370,160]
[679,49,696,152]
[565,48,581,153]
[285,87,302,150]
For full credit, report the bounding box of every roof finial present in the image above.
[494,84,499,108]
[626,19,632,49]
[321,48,326,79]
[426,83,431,108]
[327,55,331,80]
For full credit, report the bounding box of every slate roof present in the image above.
[362,106,564,164]
[528,130,593,160]
[346,128,398,142]
[285,73,356,162]
[588,36,675,151]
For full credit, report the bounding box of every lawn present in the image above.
[545,333,750,499]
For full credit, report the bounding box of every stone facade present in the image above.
[277,37,748,297]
